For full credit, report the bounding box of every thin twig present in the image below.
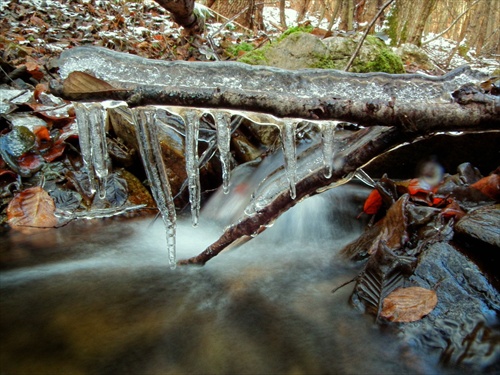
[344,0,394,72]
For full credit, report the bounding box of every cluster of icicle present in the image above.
[73,102,340,268]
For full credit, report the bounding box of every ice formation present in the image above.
[74,99,344,264]
[132,107,177,269]
[74,102,109,198]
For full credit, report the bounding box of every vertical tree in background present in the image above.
[209,0,264,31]
[386,0,438,46]
[339,0,355,31]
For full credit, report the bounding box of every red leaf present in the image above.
[33,125,52,151]
[363,189,383,215]
[7,186,58,232]
[42,142,66,162]
[17,152,43,171]
[471,174,500,200]
[407,178,432,195]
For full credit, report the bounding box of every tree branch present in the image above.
[153,0,204,33]
[179,126,406,265]
[345,0,395,72]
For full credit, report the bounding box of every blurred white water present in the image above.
[1,178,451,374]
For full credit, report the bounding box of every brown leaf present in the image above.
[7,186,58,232]
[381,286,437,323]
[62,71,125,97]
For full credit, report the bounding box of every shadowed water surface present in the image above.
[0,185,465,374]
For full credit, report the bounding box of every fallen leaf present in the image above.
[7,186,58,231]
[363,188,383,215]
[381,286,437,323]
[62,71,126,97]
[471,174,500,200]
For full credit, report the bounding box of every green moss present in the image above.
[226,42,254,58]
[457,44,470,59]
[310,54,339,69]
[237,45,269,65]
[359,49,405,74]
[278,25,314,41]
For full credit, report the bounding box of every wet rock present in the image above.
[403,242,500,372]
[107,106,224,204]
[455,205,500,247]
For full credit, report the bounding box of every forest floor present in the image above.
[1,0,499,87]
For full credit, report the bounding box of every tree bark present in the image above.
[153,0,203,32]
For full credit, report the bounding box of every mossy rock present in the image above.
[237,32,404,74]
[396,43,435,71]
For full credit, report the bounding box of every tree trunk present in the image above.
[279,0,287,29]
[406,0,437,46]
[209,0,264,31]
[339,0,355,31]
[52,46,498,130]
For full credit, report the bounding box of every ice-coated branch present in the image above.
[51,46,500,131]
[178,126,404,265]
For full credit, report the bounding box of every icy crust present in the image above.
[58,46,488,105]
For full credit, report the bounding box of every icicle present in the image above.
[183,109,201,227]
[320,121,338,179]
[74,102,109,198]
[354,168,376,188]
[279,119,298,199]
[214,111,232,194]
[132,107,177,269]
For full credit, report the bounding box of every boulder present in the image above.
[238,31,405,74]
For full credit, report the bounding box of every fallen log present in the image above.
[51,46,500,130]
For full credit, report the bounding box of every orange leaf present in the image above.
[407,178,432,196]
[34,83,49,102]
[381,286,437,323]
[471,174,500,200]
[25,62,44,81]
[363,189,383,215]
[7,186,58,232]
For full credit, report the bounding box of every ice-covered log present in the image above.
[51,46,500,130]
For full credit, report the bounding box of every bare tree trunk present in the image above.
[407,0,437,46]
[327,0,343,32]
[339,0,355,31]
[210,0,264,30]
[279,0,287,29]
[296,0,313,23]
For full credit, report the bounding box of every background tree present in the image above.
[208,0,264,31]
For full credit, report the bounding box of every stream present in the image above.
[0,182,459,375]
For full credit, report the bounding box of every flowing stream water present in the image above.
[1,182,451,375]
